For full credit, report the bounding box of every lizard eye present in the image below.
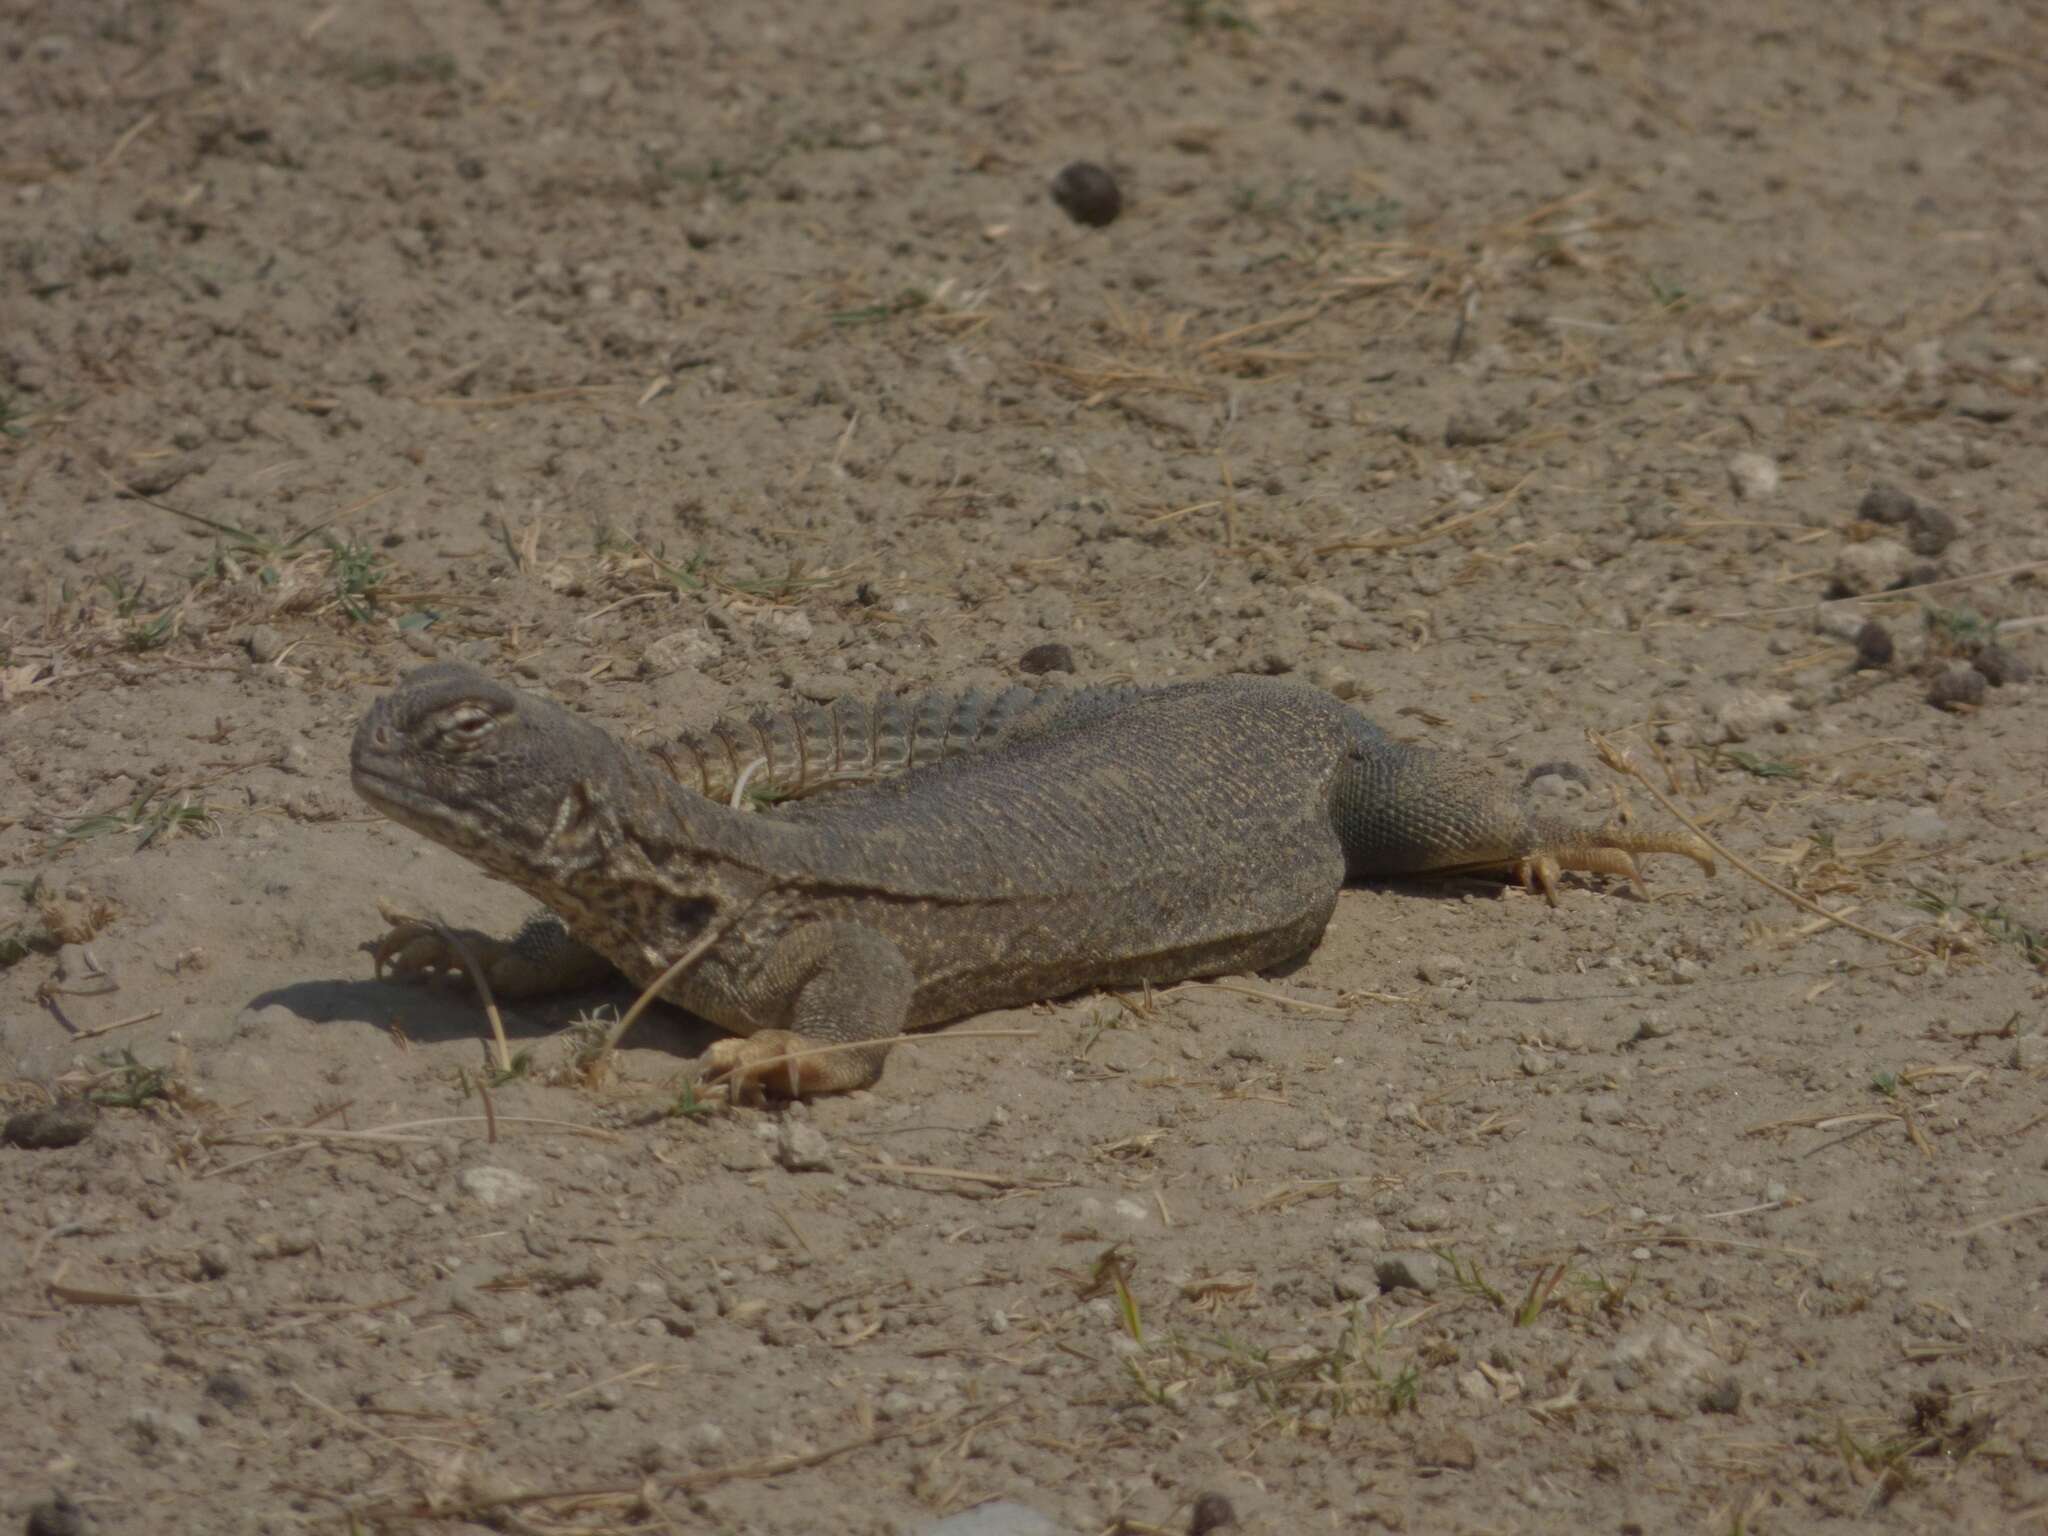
[434,705,498,753]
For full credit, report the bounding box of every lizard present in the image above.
[350,661,1716,1097]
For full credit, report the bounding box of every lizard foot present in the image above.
[367,900,612,1000]
[368,904,509,986]
[700,1030,883,1102]
[1510,816,1718,906]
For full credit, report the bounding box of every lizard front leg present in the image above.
[700,922,915,1100]
[370,902,618,999]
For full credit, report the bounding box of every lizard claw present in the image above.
[700,1031,815,1103]
[367,901,508,986]
[1511,816,1717,906]
[699,1029,887,1101]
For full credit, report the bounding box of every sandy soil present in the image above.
[4,2,2047,1532]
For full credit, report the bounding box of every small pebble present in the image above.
[1373,1252,1441,1294]
[1857,483,1918,525]
[1971,645,2030,686]
[1852,620,1894,669]
[776,1119,835,1173]
[1522,759,1593,796]
[1417,953,1469,985]
[458,1165,541,1207]
[3,1100,98,1150]
[1897,807,1949,845]
[1333,1269,1375,1302]
[245,624,287,664]
[1831,539,1914,596]
[1927,666,1985,711]
[1700,1376,1743,1415]
[1050,161,1122,227]
[1726,451,1779,501]
[1018,642,1076,676]
[1402,1198,1454,1233]
[1444,412,1503,448]
[1412,1428,1478,1471]
[1907,503,1958,556]
[1714,688,1794,743]
[205,1371,253,1410]
[26,1496,86,1536]
[1189,1492,1238,1534]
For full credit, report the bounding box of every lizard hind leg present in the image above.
[1512,806,1718,906]
[700,922,916,1100]
[1333,737,1716,905]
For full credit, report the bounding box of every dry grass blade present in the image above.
[590,893,773,1073]
[860,1160,1064,1189]
[356,1421,912,1520]
[1587,732,1937,961]
[1315,475,1531,556]
[1954,1204,2048,1238]
[374,901,512,1074]
[1715,558,2048,620]
[418,385,628,410]
[701,1027,1039,1098]
[1202,980,1349,1015]
[45,1263,195,1308]
[68,1008,162,1040]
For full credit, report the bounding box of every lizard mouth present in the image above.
[351,764,462,838]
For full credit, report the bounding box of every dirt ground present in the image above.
[4,1,2047,1532]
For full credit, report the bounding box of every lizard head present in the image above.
[351,662,655,884]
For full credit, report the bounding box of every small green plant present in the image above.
[324,535,386,620]
[1379,1362,1421,1414]
[1104,1250,1145,1345]
[1871,1070,1899,1098]
[123,611,176,653]
[91,1049,173,1109]
[1923,604,1992,652]
[1647,273,1691,310]
[1433,1247,1506,1309]
[0,391,29,439]
[344,51,457,89]
[1515,1262,1569,1328]
[1718,748,1802,780]
[667,1080,715,1119]
[678,157,752,203]
[1309,191,1402,233]
[1908,884,2048,968]
[1571,1264,1638,1320]
[639,545,706,592]
[1835,1421,1920,1503]
[61,786,220,849]
[1177,0,1258,33]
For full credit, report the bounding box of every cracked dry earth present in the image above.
[4,1,2048,1533]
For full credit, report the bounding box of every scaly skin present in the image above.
[351,663,1714,1096]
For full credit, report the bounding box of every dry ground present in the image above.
[4,1,2047,1532]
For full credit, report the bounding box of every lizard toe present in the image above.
[370,924,461,983]
[700,1030,884,1101]
[701,1031,813,1103]
[367,903,507,986]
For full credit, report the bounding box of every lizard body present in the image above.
[352,663,1713,1094]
